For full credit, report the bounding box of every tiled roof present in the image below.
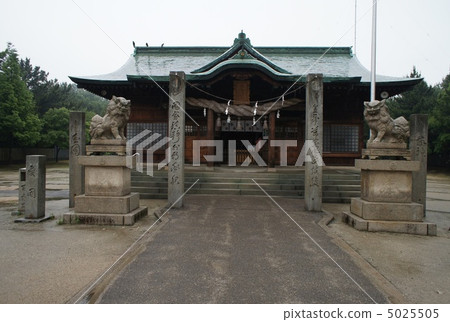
[70,32,419,87]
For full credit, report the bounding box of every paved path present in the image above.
[99,195,387,304]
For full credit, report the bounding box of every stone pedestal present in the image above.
[343,159,436,236]
[64,155,147,225]
[86,139,127,155]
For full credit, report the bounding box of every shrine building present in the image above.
[70,31,421,166]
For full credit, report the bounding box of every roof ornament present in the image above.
[253,101,258,116]
[226,100,230,115]
[234,30,251,46]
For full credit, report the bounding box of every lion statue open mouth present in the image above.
[363,99,410,144]
[90,96,131,140]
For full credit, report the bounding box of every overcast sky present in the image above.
[1,0,449,86]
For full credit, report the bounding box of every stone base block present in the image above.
[342,211,368,231]
[351,198,423,222]
[84,165,130,196]
[367,142,407,149]
[63,206,147,226]
[74,193,139,214]
[90,139,126,146]
[342,212,436,236]
[86,145,126,156]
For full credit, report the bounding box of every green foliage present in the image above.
[0,43,42,148]
[387,67,438,119]
[386,66,450,167]
[19,57,108,116]
[0,42,108,153]
[41,107,70,148]
[20,57,49,91]
[429,80,450,160]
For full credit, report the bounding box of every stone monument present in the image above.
[304,73,323,212]
[343,100,436,236]
[15,155,53,223]
[69,111,85,208]
[11,168,26,216]
[168,71,186,208]
[64,96,147,225]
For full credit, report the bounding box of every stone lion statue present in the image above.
[363,99,410,144]
[90,96,131,140]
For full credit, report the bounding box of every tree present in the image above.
[387,67,438,119]
[40,107,70,149]
[429,74,450,166]
[19,58,108,116]
[0,43,41,154]
[20,57,49,91]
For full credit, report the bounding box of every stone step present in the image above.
[137,193,353,203]
[131,169,360,179]
[131,169,361,203]
[131,178,359,189]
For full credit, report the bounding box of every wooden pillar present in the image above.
[268,112,276,168]
[207,108,214,167]
[410,114,428,215]
[305,74,323,212]
[168,71,186,208]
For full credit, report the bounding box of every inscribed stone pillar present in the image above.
[25,155,46,219]
[410,114,428,215]
[268,112,276,168]
[69,112,85,208]
[305,74,323,211]
[168,71,186,208]
[18,168,26,213]
[207,108,214,167]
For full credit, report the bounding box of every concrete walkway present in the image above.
[0,163,449,303]
[97,196,388,304]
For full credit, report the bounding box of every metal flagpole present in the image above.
[370,0,377,101]
[354,0,357,56]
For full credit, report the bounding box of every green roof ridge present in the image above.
[191,31,291,75]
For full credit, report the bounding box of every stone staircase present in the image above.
[131,167,361,203]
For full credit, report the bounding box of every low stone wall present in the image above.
[0,148,69,163]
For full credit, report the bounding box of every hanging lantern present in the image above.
[277,109,280,119]
[252,116,256,125]
[226,100,230,115]
[227,115,231,123]
[281,94,285,106]
[204,108,207,117]
[215,115,221,131]
[236,117,243,131]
